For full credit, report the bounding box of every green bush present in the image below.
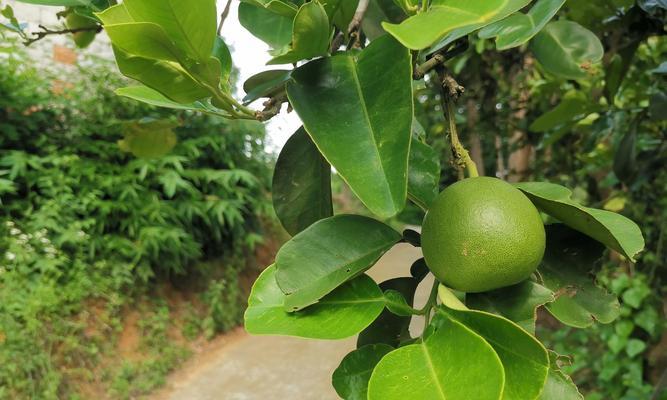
[0,45,271,398]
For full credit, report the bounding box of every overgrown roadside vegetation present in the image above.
[0,42,278,399]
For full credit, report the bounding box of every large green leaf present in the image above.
[539,224,621,328]
[118,119,178,159]
[530,21,603,79]
[16,0,95,6]
[287,35,412,218]
[238,2,293,49]
[382,0,530,50]
[275,215,401,311]
[408,139,440,210]
[539,351,583,400]
[467,280,555,334]
[478,0,565,50]
[272,127,333,236]
[105,22,184,62]
[244,265,385,339]
[367,308,505,400]
[95,3,132,25]
[115,86,215,112]
[122,0,216,61]
[515,182,644,261]
[435,306,550,400]
[212,36,233,86]
[357,277,419,347]
[268,1,331,65]
[112,47,209,104]
[332,344,393,400]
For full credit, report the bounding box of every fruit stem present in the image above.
[420,278,440,335]
[438,69,479,179]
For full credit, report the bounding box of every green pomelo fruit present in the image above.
[421,177,546,293]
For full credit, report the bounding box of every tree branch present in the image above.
[330,0,370,52]
[217,0,233,35]
[24,24,102,47]
[413,37,469,80]
[437,67,478,179]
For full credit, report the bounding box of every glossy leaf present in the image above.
[118,119,178,159]
[272,127,333,236]
[244,265,385,339]
[212,36,233,85]
[112,47,209,104]
[479,0,565,50]
[539,351,583,400]
[383,0,530,50]
[242,69,291,103]
[238,2,293,49]
[408,139,440,210]
[367,308,505,400]
[539,224,620,328]
[105,22,184,62]
[325,0,358,31]
[383,290,417,316]
[95,3,132,25]
[332,344,393,400]
[115,86,216,112]
[530,21,604,79]
[516,182,644,261]
[429,304,550,400]
[357,277,419,347]
[268,1,331,65]
[122,0,216,61]
[287,35,412,218]
[467,280,555,334]
[275,215,401,311]
[529,95,595,132]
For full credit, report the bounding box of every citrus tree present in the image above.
[3,0,654,398]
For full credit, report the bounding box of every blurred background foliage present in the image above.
[0,40,276,399]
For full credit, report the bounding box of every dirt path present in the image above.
[151,243,428,400]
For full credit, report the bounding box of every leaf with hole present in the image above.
[272,127,333,236]
[332,344,393,400]
[245,265,385,339]
[530,21,603,80]
[479,0,565,50]
[516,182,644,261]
[538,224,621,328]
[287,35,412,218]
[275,215,401,311]
[539,351,583,400]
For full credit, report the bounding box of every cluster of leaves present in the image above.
[0,41,271,398]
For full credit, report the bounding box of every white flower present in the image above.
[18,234,28,241]
[9,228,20,236]
[5,221,14,227]
[40,237,50,244]
[5,252,16,261]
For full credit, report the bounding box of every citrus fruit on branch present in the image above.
[421,177,546,293]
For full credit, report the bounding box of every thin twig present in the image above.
[217,0,233,35]
[420,279,440,335]
[413,37,469,80]
[256,92,288,121]
[24,24,102,46]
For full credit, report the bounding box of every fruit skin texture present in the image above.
[421,177,546,293]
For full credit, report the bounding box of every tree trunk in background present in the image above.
[467,99,485,176]
[507,57,534,183]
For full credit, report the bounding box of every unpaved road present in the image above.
[152,243,429,400]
